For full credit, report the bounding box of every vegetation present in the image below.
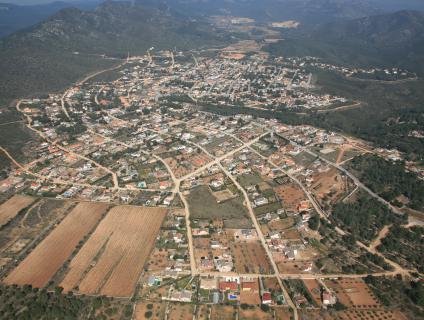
[365,275,424,319]
[378,225,424,272]
[348,154,424,211]
[0,284,130,320]
[331,194,406,242]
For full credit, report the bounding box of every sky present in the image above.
[9,0,95,4]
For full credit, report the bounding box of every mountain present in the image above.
[137,0,424,25]
[266,10,424,75]
[0,1,101,38]
[138,0,381,24]
[0,0,231,107]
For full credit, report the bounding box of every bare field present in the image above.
[4,202,109,287]
[0,195,35,227]
[61,205,167,297]
[274,185,305,211]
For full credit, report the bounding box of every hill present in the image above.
[0,0,230,107]
[265,10,424,75]
[0,1,100,38]
[137,0,424,24]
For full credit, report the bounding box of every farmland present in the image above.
[60,205,167,297]
[0,195,35,228]
[135,302,165,320]
[0,199,75,275]
[325,279,380,308]
[239,306,273,320]
[4,202,109,287]
[167,302,195,320]
[231,241,272,274]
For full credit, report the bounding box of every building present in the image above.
[219,281,238,292]
[200,277,218,290]
[262,292,272,304]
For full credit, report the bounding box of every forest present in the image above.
[348,155,424,211]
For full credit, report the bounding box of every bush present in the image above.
[261,304,270,312]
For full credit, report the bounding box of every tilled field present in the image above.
[60,205,167,297]
[4,202,109,287]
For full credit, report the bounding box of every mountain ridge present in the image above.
[0,0,230,108]
[266,10,424,75]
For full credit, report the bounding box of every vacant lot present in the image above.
[4,202,109,287]
[61,205,167,297]
[0,195,35,228]
[274,184,305,211]
[311,168,349,207]
[188,185,248,220]
[231,241,271,274]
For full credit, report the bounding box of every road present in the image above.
[301,147,403,215]
[187,138,298,319]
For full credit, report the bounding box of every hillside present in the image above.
[138,0,424,24]
[0,0,230,107]
[0,1,100,38]
[138,0,381,24]
[266,10,424,75]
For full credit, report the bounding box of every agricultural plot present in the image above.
[337,310,408,320]
[210,305,237,320]
[4,202,109,287]
[167,303,195,320]
[60,205,167,297]
[325,279,380,309]
[239,306,273,320]
[231,241,272,274]
[0,195,35,228]
[0,199,75,272]
[135,302,165,320]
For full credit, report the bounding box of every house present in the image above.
[254,197,269,207]
[262,292,272,304]
[219,281,238,292]
[322,292,337,305]
[241,279,259,292]
[147,276,161,286]
[168,290,192,302]
[200,278,218,290]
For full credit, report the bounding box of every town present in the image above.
[0,47,422,320]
